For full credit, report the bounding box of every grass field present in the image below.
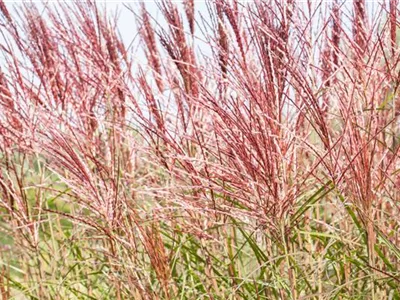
[0,0,399,299]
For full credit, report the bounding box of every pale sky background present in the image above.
[0,1,389,58]
[0,0,389,92]
[0,0,392,127]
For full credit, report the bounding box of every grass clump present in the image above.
[0,0,399,299]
